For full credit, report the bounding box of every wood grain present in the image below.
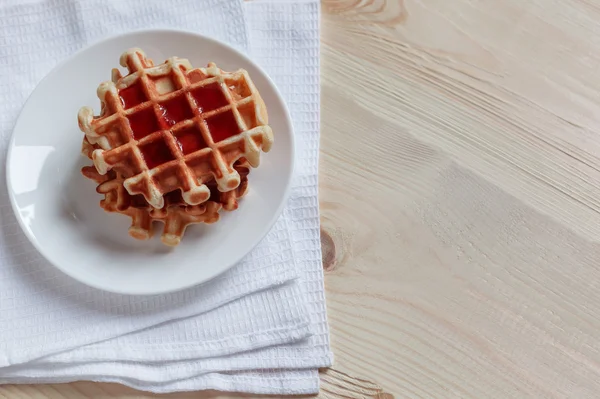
[6,0,600,397]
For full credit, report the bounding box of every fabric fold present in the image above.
[0,0,331,395]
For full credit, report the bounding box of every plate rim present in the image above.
[5,28,295,295]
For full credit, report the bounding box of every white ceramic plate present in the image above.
[6,30,294,295]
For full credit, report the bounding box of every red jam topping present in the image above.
[188,69,208,84]
[205,111,240,143]
[175,126,208,155]
[159,96,193,127]
[191,83,229,113]
[127,108,160,140]
[140,139,175,169]
[119,83,147,109]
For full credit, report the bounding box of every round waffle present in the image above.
[78,48,273,209]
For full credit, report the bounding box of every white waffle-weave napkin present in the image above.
[0,0,307,366]
[0,0,332,394]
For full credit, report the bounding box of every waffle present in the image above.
[82,146,250,246]
[78,48,273,209]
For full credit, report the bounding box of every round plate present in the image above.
[6,29,294,295]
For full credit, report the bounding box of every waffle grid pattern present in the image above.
[81,137,250,246]
[78,48,273,209]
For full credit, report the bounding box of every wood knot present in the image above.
[321,227,337,271]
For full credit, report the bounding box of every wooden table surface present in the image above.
[6,0,600,397]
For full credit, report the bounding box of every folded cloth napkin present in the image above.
[0,0,305,366]
[0,0,332,394]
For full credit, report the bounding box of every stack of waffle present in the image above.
[78,48,273,246]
